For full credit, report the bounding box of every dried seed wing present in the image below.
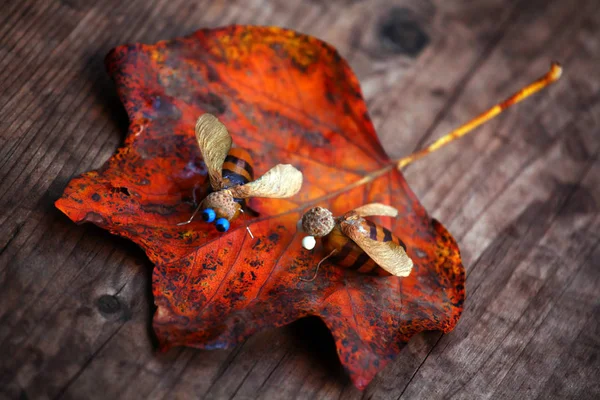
[229,164,302,199]
[353,203,398,218]
[341,221,413,277]
[195,113,232,190]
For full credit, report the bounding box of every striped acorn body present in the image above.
[221,147,254,190]
[220,147,254,219]
[322,216,407,276]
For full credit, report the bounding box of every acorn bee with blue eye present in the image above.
[298,203,413,280]
[178,113,303,232]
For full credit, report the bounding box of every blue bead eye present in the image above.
[215,218,230,232]
[202,208,216,223]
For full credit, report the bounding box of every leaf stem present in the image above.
[395,62,563,170]
[302,164,395,209]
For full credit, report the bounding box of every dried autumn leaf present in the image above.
[55,26,465,390]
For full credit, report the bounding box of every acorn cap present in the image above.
[201,190,239,220]
[301,207,335,237]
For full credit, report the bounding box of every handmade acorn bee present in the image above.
[178,113,303,232]
[299,203,413,279]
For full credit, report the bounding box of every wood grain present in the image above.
[1,0,598,399]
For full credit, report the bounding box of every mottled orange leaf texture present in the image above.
[55,26,465,390]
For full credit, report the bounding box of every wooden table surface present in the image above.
[1,0,598,399]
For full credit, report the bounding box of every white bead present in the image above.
[302,236,316,250]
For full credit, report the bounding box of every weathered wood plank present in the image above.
[0,0,598,399]
[385,0,600,397]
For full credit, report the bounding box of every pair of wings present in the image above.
[341,203,413,277]
[195,114,303,199]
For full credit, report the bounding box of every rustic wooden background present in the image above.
[1,0,598,399]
